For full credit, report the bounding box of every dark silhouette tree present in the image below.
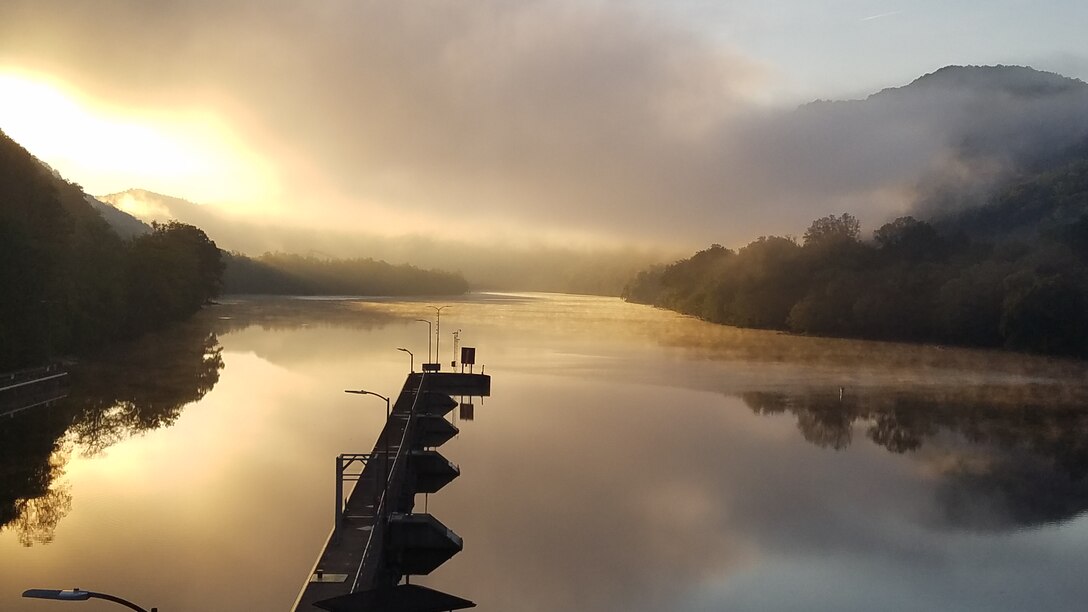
[1,130,225,369]
[803,212,861,247]
[1000,272,1088,355]
[125,222,223,335]
[874,216,947,261]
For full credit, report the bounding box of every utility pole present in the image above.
[428,306,449,371]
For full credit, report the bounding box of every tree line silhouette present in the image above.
[222,251,469,296]
[624,158,1088,358]
[0,130,224,370]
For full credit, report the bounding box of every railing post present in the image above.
[334,454,344,535]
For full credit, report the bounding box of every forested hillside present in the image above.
[101,188,662,296]
[624,157,1088,358]
[222,251,469,296]
[0,129,223,370]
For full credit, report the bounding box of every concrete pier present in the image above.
[293,371,490,612]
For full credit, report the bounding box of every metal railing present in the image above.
[0,365,69,418]
[350,371,428,592]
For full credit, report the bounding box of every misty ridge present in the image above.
[96,188,674,296]
[697,64,1088,239]
[705,64,1088,237]
[6,62,1088,363]
[6,2,1088,248]
[625,80,1088,361]
[614,65,1088,360]
[84,65,1088,296]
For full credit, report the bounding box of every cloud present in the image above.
[3,2,1088,249]
[0,1,763,244]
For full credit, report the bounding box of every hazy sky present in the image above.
[1,0,1086,250]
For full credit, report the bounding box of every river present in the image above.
[3,293,1088,611]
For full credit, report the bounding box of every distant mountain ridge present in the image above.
[883,64,1087,98]
[933,156,1088,242]
[801,64,1088,164]
[622,65,1088,358]
[85,194,150,239]
[92,65,1088,294]
[98,188,215,231]
[93,188,673,295]
[799,65,1088,228]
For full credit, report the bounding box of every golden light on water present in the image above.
[0,71,277,206]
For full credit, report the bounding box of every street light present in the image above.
[344,389,391,510]
[414,319,433,363]
[397,347,414,372]
[23,589,155,612]
[428,306,450,372]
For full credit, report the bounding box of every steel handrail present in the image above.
[350,371,428,592]
[0,372,68,394]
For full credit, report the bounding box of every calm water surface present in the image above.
[3,293,1088,611]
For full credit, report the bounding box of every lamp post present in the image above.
[415,319,433,364]
[428,306,450,372]
[397,347,414,372]
[23,589,155,612]
[343,389,391,511]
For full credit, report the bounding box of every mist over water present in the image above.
[4,2,1088,609]
[2,294,1087,611]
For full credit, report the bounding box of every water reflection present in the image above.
[741,390,1088,530]
[0,402,72,546]
[69,324,222,455]
[2,294,1087,612]
[0,318,222,544]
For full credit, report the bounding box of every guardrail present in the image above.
[350,371,428,592]
[0,364,69,418]
[0,364,67,393]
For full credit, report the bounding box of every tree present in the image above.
[0,129,224,369]
[803,213,861,247]
[1000,272,1088,356]
[787,271,864,335]
[725,236,806,328]
[935,262,1009,346]
[221,251,468,296]
[874,216,947,261]
[125,222,223,334]
[0,131,72,367]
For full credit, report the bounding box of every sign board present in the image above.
[460,347,476,365]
